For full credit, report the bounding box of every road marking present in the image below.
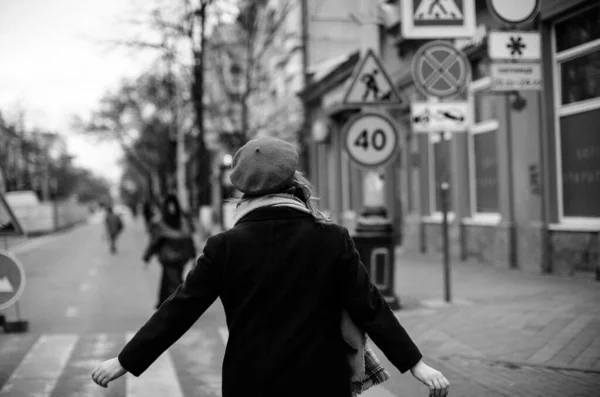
[360,385,398,397]
[65,306,79,318]
[0,334,78,396]
[125,332,184,397]
[79,282,91,292]
[217,327,229,344]
[11,235,57,255]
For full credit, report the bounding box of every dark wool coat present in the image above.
[118,207,422,397]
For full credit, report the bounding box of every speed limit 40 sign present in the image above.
[343,112,399,168]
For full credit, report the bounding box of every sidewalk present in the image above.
[383,251,600,396]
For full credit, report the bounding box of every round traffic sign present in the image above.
[411,40,471,100]
[0,250,26,311]
[344,112,398,168]
[487,0,540,26]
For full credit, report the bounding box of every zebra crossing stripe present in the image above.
[0,334,78,396]
[125,332,184,397]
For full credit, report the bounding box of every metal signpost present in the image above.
[411,102,470,133]
[410,39,472,304]
[411,40,471,100]
[486,0,546,273]
[486,0,541,26]
[343,49,403,106]
[344,112,399,169]
[0,250,28,333]
[342,50,402,309]
[0,193,28,333]
[486,0,542,93]
[401,0,477,39]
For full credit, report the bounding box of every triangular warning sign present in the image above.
[343,49,402,106]
[415,0,463,21]
[0,193,24,236]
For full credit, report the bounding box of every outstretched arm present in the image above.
[336,228,449,396]
[91,235,223,387]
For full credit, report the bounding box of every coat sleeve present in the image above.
[118,235,222,376]
[335,227,422,374]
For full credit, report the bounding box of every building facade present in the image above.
[299,0,600,278]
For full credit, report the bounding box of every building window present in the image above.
[558,108,600,218]
[429,133,452,214]
[468,76,500,218]
[560,50,600,105]
[554,4,600,221]
[473,128,499,213]
[555,5,600,52]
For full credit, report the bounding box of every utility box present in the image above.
[352,218,400,310]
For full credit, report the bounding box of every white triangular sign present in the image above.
[415,0,463,21]
[0,276,14,293]
[343,50,401,105]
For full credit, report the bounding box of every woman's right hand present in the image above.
[409,359,450,397]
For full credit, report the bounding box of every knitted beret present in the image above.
[230,136,299,196]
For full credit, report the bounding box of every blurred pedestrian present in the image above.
[142,199,155,232]
[142,194,197,309]
[104,206,123,254]
[92,137,449,397]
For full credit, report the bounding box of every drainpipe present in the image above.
[505,95,518,269]
[300,0,310,172]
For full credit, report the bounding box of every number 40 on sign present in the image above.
[343,113,399,168]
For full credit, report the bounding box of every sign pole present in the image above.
[439,131,452,303]
[441,181,451,303]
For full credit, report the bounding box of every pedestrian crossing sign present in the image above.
[342,49,402,106]
[401,0,476,39]
[0,193,24,236]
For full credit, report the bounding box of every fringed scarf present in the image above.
[233,194,390,395]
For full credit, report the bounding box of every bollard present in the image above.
[352,207,401,310]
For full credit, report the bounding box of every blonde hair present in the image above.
[228,170,332,224]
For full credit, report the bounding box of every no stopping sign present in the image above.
[344,112,399,168]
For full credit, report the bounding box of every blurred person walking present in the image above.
[142,199,155,232]
[92,137,449,397]
[142,194,197,309]
[104,206,123,254]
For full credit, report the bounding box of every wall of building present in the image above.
[395,0,600,277]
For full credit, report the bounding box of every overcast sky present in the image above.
[0,0,159,184]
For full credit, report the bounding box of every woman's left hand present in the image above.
[91,357,127,388]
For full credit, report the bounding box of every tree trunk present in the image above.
[190,1,211,212]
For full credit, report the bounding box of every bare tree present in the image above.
[203,0,299,152]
